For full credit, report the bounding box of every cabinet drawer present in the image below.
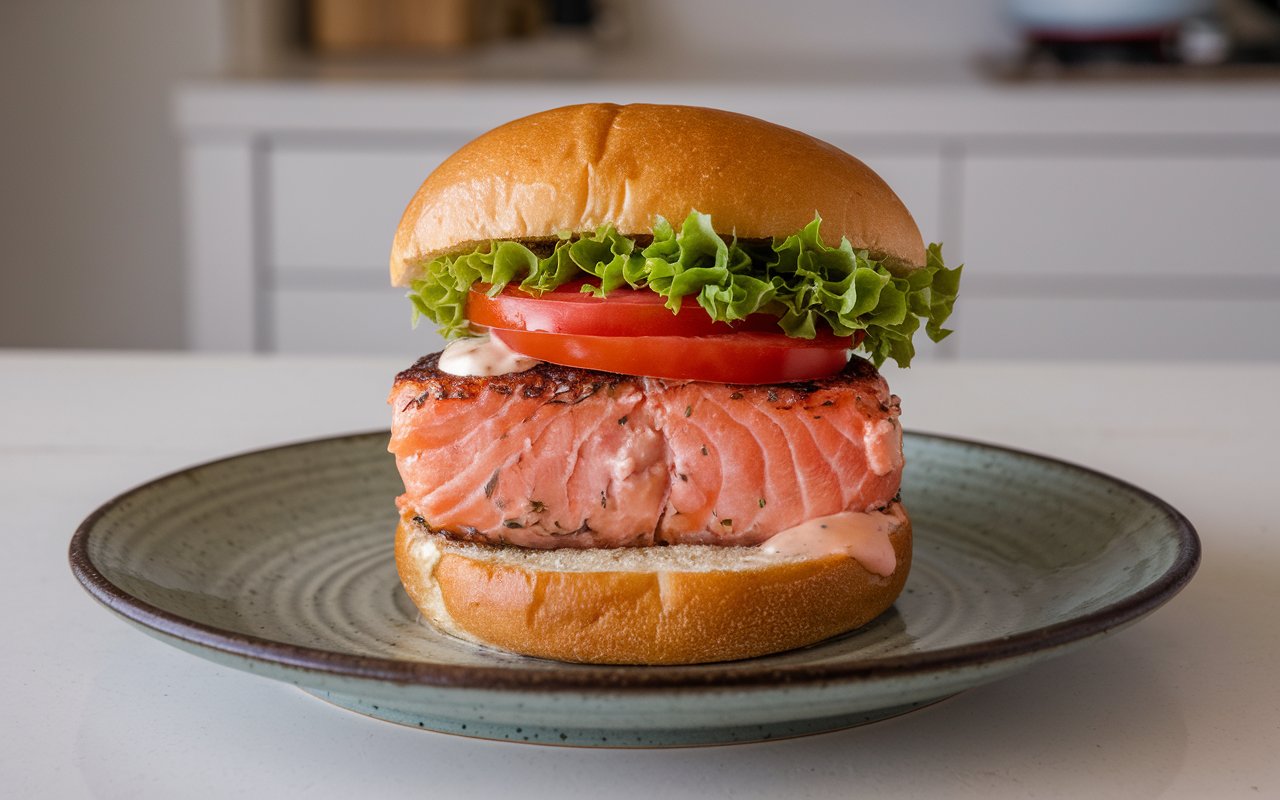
[268,144,466,272]
[962,155,1280,278]
[951,295,1279,360]
[270,287,446,356]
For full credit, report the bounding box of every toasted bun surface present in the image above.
[394,502,912,665]
[391,103,926,286]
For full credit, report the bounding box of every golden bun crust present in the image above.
[390,103,926,286]
[394,503,912,665]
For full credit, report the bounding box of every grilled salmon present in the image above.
[388,354,903,550]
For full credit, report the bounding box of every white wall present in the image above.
[0,1,230,349]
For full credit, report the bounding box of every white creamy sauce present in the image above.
[761,507,902,576]
[437,335,540,377]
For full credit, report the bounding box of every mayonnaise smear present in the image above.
[437,335,541,377]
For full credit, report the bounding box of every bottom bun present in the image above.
[394,502,912,665]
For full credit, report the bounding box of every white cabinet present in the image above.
[953,152,1280,359]
[961,154,1280,278]
[262,142,468,356]
[951,295,1278,360]
[269,143,467,273]
[183,140,257,351]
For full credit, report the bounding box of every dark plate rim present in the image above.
[69,430,1200,692]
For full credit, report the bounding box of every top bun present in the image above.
[391,103,926,286]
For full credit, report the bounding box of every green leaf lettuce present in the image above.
[406,211,962,368]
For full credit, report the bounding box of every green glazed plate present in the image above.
[70,431,1199,747]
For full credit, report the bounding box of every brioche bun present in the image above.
[390,103,925,287]
[395,502,912,665]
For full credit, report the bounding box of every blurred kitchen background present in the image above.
[2,0,1279,361]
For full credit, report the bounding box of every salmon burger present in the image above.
[387,104,962,665]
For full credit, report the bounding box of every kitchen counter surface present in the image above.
[177,55,1280,138]
[3,350,1275,798]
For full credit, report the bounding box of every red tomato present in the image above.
[470,283,860,383]
[489,328,860,385]
[468,283,779,337]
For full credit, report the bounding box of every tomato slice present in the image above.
[469,282,861,383]
[489,328,859,384]
[468,282,779,337]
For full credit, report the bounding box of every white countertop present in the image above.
[176,55,1280,138]
[3,350,1276,798]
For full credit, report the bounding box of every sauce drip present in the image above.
[761,506,902,576]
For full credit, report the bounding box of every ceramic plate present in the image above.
[70,431,1198,747]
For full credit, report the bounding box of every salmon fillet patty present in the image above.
[388,353,903,549]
